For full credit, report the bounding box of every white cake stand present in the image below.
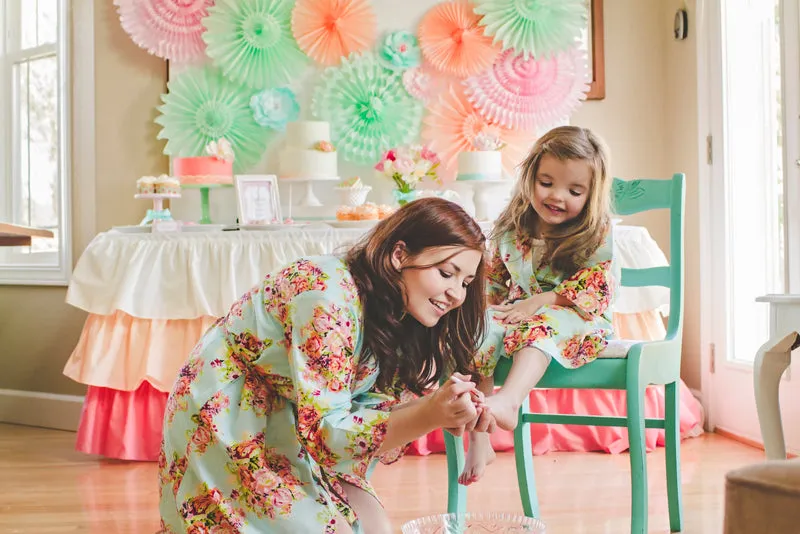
[135,192,181,225]
[280,176,340,218]
[454,179,510,221]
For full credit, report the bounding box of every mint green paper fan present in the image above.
[311,52,423,165]
[473,0,587,60]
[202,0,309,90]
[155,65,272,173]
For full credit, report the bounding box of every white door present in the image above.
[702,0,800,450]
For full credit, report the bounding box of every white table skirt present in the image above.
[66,224,669,319]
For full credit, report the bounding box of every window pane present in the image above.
[722,0,785,363]
[20,0,38,49]
[14,54,59,254]
[20,0,58,49]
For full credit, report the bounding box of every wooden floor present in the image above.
[0,424,763,533]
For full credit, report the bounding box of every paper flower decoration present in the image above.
[418,0,501,78]
[473,0,588,59]
[113,0,213,63]
[402,67,434,104]
[464,46,589,130]
[155,65,272,173]
[250,87,300,131]
[311,52,423,165]
[422,84,535,181]
[202,0,309,90]
[292,0,377,66]
[378,31,421,71]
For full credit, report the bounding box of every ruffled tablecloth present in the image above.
[63,225,700,461]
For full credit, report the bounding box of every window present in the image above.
[0,0,71,284]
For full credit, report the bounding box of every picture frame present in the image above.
[234,175,282,225]
[582,0,606,100]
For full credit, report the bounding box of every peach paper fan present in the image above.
[113,0,214,63]
[422,84,535,181]
[292,0,377,66]
[417,0,501,79]
[464,46,590,130]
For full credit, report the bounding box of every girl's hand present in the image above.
[491,294,548,324]
[427,375,479,436]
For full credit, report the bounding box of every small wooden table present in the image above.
[754,294,800,459]
[0,223,54,246]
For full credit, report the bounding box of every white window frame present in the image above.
[0,0,72,285]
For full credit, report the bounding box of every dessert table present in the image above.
[63,224,703,460]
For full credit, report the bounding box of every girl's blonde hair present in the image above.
[491,125,612,275]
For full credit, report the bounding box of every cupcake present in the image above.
[336,206,355,221]
[355,202,379,220]
[377,204,396,219]
[136,176,156,195]
[154,175,181,195]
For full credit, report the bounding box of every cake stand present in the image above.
[280,176,340,219]
[454,179,511,221]
[181,183,233,224]
[135,192,180,225]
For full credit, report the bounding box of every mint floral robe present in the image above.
[158,256,407,534]
[475,231,619,376]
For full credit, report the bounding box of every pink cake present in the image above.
[173,156,233,185]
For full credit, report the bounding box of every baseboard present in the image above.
[0,389,84,432]
[714,427,798,458]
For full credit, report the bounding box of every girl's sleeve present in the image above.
[553,231,617,318]
[486,239,511,305]
[287,290,399,486]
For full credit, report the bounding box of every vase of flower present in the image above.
[375,144,440,206]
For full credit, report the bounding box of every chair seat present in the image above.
[598,338,641,358]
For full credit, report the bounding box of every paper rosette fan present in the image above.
[292,0,376,66]
[474,0,588,59]
[311,52,423,165]
[155,65,271,173]
[464,46,589,130]
[113,0,213,63]
[202,0,309,90]
[422,84,535,181]
[417,0,501,78]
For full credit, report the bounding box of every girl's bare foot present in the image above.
[459,432,497,486]
[484,393,520,431]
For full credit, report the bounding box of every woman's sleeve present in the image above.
[553,231,617,318]
[287,290,398,484]
[486,239,511,305]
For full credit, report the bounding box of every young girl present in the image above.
[459,126,618,485]
[158,198,490,534]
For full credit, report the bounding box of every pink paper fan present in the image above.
[402,66,446,104]
[292,0,377,66]
[422,84,536,181]
[113,0,213,63]
[464,46,590,130]
[418,0,501,79]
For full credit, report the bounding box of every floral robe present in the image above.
[158,256,407,534]
[475,230,619,376]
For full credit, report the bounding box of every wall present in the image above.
[0,0,703,420]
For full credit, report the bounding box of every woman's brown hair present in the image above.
[492,125,612,274]
[345,197,487,395]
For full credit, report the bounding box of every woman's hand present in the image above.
[491,294,548,324]
[427,374,479,436]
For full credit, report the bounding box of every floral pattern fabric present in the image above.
[159,256,407,533]
[476,231,618,376]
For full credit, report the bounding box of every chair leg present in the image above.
[444,430,467,515]
[664,381,683,532]
[627,382,648,534]
[513,394,541,518]
[753,332,799,460]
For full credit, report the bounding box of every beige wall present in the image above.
[0,0,703,397]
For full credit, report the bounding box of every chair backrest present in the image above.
[612,174,686,340]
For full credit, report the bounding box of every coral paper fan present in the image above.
[418,0,501,79]
[473,0,588,59]
[113,0,213,63]
[155,65,272,173]
[464,46,590,130]
[311,52,423,165]
[422,84,535,181]
[292,0,376,66]
[202,0,309,90]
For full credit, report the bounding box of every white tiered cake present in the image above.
[278,121,338,180]
[456,151,503,181]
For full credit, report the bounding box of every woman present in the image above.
[159,198,488,533]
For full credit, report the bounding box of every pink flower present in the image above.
[271,487,293,508]
[383,149,397,161]
[420,145,439,163]
[314,140,335,152]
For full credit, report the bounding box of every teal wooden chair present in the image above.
[444,174,686,533]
